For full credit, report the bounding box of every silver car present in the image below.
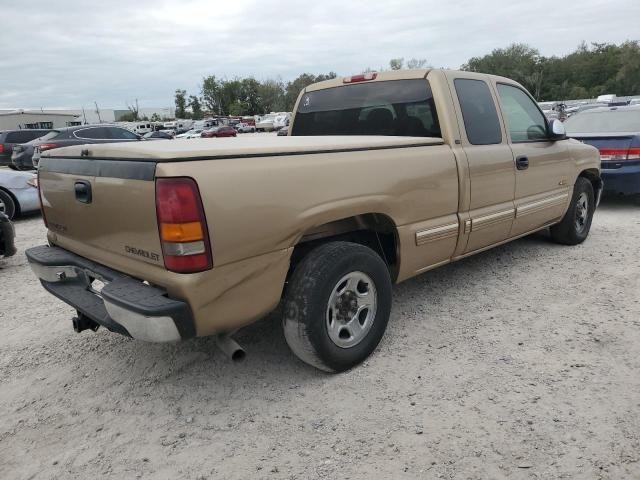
[0,168,40,219]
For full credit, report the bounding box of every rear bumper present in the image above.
[26,245,195,342]
[602,164,640,195]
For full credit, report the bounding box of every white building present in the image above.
[0,107,177,130]
[0,110,81,130]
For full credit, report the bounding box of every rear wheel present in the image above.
[550,177,594,245]
[282,242,392,372]
[0,190,16,220]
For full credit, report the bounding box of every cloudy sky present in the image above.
[1,0,638,109]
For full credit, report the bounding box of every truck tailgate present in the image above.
[38,157,164,270]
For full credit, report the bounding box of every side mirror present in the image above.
[548,119,566,140]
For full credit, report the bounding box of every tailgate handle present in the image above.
[74,180,92,204]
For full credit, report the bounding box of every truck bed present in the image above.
[43,135,445,161]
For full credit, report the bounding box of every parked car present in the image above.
[273,114,290,131]
[11,143,37,170]
[0,169,39,219]
[255,114,277,132]
[235,123,256,133]
[26,69,600,372]
[176,129,204,139]
[0,211,16,258]
[565,105,640,195]
[143,130,174,140]
[0,129,51,168]
[201,126,237,138]
[28,125,142,168]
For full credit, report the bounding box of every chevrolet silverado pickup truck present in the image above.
[26,69,601,372]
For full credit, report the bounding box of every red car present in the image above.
[201,126,237,138]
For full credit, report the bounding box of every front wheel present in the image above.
[282,242,392,372]
[550,177,595,245]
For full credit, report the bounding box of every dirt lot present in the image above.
[1,197,639,480]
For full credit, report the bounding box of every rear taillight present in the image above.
[156,177,212,273]
[38,143,59,152]
[37,169,47,227]
[343,72,377,83]
[599,148,640,161]
[0,144,4,153]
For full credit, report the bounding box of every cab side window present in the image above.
[454,79,502,145]
[496,84,547,142]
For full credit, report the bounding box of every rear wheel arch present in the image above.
[289,213,400,282]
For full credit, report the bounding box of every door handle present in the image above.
[74,180,92,204]
[516,156,529,170]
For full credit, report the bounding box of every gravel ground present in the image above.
[1,196,639,480]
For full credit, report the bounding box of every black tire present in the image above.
[550,177,594,245]
[8,165,17,171]
[282,241,392,372]
[0,190,16,220]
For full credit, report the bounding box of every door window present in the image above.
[107,127,139,140]
[454,79,502,145]
[74,127,109,139]
[497,84,548,142]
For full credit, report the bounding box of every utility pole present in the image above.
[82,106,87,124]
[94,101,102,123]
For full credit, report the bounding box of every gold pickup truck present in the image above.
[26,69,601,372]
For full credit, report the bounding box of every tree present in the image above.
[201,76,222,115]
[118,111,138,122]
[259,78,287,113]
[174,89,187,118]
[189,95,203,119]
[461,41,640,100]
[284,72,336,110]
[125,99,140,121]
[389,58,404,70]
[407,58,429,69]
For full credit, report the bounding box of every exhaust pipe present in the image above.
[215,334,246,361]
[72,313,99,333]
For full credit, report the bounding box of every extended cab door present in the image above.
[448,74,516,253]
[493,83,572,236]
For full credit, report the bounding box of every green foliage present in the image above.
[118,111,138,122]
[389,58,404,70]
[174,89,187,118]
[284,73,336,110]
[188,95,203,120]
[462,41,640,100]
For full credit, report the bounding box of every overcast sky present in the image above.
[1,0,638,109]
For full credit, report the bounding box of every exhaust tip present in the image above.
[231,348,246,362]
[215,334,246,362]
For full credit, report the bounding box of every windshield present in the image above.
[292,79,441,137]
[565,109,640,134]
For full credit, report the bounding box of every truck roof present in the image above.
[44,135,444,162]
[304,69,523,93]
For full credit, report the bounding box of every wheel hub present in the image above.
[574,192,589,234]
[326,271,378,349]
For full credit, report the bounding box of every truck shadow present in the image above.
[90,229,553,392]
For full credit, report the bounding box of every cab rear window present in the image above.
[292,79,441,137]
